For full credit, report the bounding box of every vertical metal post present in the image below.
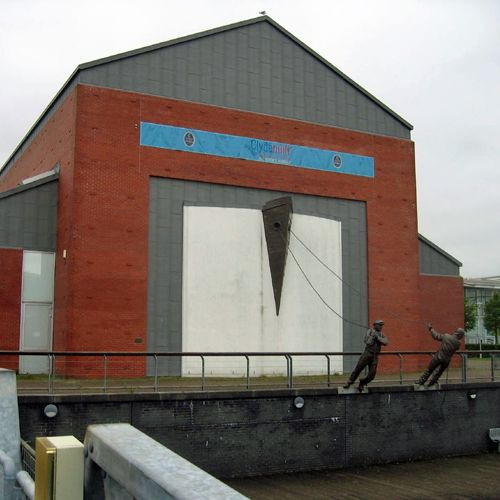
[200,356,205,391]
[154,354,158,392]
[325,355,331,387]
[285,355,290,387]
[245,355,250,389]
[48,354,54,394]
[461,353,467,383]
[103,354,108,393]
[397,354,403,385]
[491,354,495,382]
[288,355,293,389]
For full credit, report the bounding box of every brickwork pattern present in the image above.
[0,248,23,369]
[1,84,462,378]
[0,91,77,357]
[18,386,500,478]
[71,84,420,365]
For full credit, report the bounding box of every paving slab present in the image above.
[226,453,500,499]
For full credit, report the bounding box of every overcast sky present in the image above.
[1,0,498,278]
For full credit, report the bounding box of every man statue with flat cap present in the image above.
[415,324,464,387]
[343,319,388,392]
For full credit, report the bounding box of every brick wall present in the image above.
[18,384,500,478]
[0,248,23,369]
[0,91,77,357]
[68,84,421,365]
[2,83,463,376]
[418,274,465,369]
[419,275,464,335]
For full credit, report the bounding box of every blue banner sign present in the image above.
[140,122,374,178]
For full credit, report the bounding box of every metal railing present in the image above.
[1,350,498,395]
[20,440,35,480]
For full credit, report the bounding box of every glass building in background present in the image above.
[464,276,500,344]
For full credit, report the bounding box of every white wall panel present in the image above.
[182,206,342,376]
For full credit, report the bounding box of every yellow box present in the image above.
[34,436,83,500]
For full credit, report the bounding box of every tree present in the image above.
[464,297,477,333]
[484,292,500,344]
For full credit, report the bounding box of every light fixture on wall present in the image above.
[43,404,58,418]
[294,396,305,409]
[468,391,477,400]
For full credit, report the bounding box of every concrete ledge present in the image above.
[338,386,368,394]
[17,381,500,403]
[84,424,246,499]
[413,384,439,391]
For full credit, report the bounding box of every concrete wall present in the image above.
[182,209,342,376]
[18,383,500,479]
[149,178,365,376]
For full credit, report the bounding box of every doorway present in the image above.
[19,251,55,374]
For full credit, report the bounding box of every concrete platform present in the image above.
[338,386,369,394]
[226,453,500,499]
[413,383,440,391]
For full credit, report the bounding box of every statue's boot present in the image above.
[414,371,430,385]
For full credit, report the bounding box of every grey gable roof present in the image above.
[418,233,462,267]
[418,233,462,277]
[1,15,413,178]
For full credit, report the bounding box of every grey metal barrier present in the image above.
[1,350,498,395]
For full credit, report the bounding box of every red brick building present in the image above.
[0,17,463,376]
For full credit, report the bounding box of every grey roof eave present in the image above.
[418,233,462,267]
[0,15,413,178]
[464,276,500,288]
[0,172,59,199]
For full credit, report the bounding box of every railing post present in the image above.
[103,354,108,393]
[461,353,467,383]
[325,355,331,387]
[200,355,205,391]
[491,353,496,382]
[48,354,54,394]
[154,354,158,392]
[244,355,250,389]
[288,355,293,389]
[397,354,403,385]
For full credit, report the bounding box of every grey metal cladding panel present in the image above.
[419,239,460,276]
[148,177,367,375]
[0,181,58,251]
[79,23,410,139]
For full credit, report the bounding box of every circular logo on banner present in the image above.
[184,132,195,147]
[333,155,342,168]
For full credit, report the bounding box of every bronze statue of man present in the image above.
[415,324,464,387]
[343,320,388,392]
